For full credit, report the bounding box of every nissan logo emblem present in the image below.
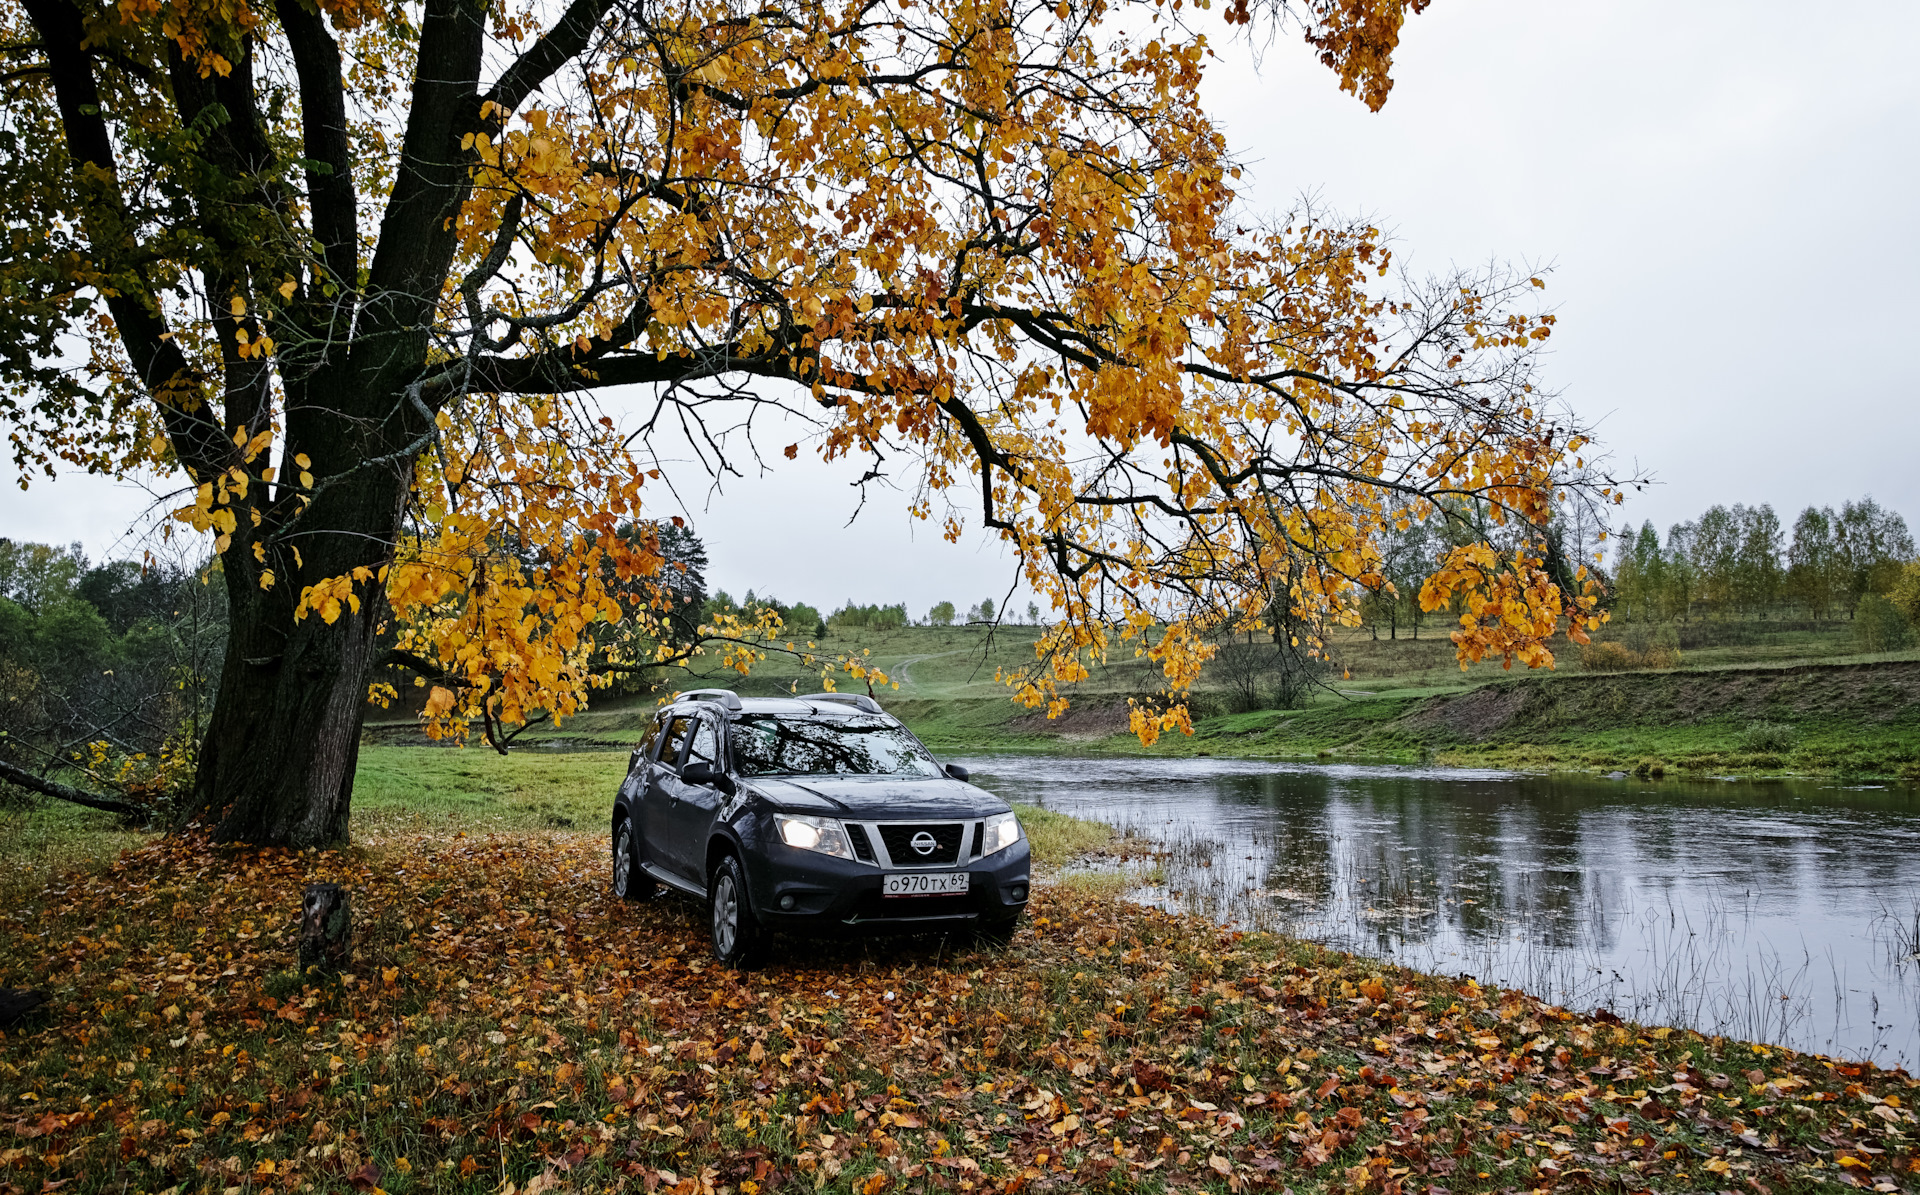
[910,831,938,856]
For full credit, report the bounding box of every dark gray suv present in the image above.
[610,689,1031,964]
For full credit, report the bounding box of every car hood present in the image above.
[747,775,1010,819]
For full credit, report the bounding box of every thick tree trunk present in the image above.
[189,596,378,847]
[185,472,407,848]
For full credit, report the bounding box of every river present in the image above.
[959,754,1920,1069]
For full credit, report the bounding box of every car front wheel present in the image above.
[612,815,654,902]
[709,854,761,967]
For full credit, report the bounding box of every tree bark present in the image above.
[184,470,407,849]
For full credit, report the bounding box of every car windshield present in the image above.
[731,715,942,778]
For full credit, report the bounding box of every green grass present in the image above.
[352,744,629,834]
[0,797,149,906]
[359,612,1920,779]
[356,745,1109,864]
[1014,801,1116,865]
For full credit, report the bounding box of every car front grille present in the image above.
[845,823,877,863]
[877,823,964,866]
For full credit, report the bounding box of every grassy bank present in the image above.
[358,620,1920,779]
[870,658,1920,781]
[1091,659,1920,779]
[6,826,1919,1195]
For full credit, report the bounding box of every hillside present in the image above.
[1165,658,1920,777]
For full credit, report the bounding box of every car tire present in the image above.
[612,814,654,902]
[708,853,761,968]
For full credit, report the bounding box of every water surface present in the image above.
[961,754,1920,1068]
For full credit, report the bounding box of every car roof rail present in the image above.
[800,692,883,714]
[676,688,744,711]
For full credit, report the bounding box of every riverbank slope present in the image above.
[900,658,1920,779]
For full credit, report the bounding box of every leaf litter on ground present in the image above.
[0,830,1915,1194]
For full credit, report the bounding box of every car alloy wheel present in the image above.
[613,817,652,902]
[709,854,760,967]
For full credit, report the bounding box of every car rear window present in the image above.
[730,716,942,778]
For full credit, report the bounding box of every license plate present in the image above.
[883,871,971,897]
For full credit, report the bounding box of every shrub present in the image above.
[1739,720,1798,754]
[1640,645,1682,669]
[1853,593,1910,653]
[1579,628,1683,672]
[1578,642,1637,672]
[1890,560,1920,626]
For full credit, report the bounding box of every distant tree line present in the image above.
[1610,497,1913,623]
[923,598,1042,626]
[824,597,1046,629]
[710,590,826,639]
[1340,495,1917,646]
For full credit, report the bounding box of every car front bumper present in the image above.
[746,837,1032,936]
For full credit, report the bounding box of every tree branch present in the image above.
[0,757,154,822]
[273,0,358,286]
[362,0,487,328]
[484,0,611,114]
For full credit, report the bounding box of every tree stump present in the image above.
[298,883,352,975]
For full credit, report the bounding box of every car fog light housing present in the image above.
[779,894,797,910]
[981,811,1023,857]
[775,814,854,859]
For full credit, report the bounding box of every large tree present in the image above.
[2,0,1614,845]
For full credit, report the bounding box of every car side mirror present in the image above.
[682,761,734,793]
[944,763,970,782]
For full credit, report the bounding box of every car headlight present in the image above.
[981,811,1023,856]
[775,814,854,859]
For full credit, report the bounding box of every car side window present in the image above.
[687,719,720,770]
[634,717,664,764]
[657,716,694,769]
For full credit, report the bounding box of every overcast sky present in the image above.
[5,0,1916,616]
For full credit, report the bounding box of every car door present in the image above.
[641,714,694,876]
[621,716,665,809]
[661,715,726,882]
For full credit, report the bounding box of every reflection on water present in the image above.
[962,754,1920,1067]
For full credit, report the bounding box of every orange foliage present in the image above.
[5,0,1612,752]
